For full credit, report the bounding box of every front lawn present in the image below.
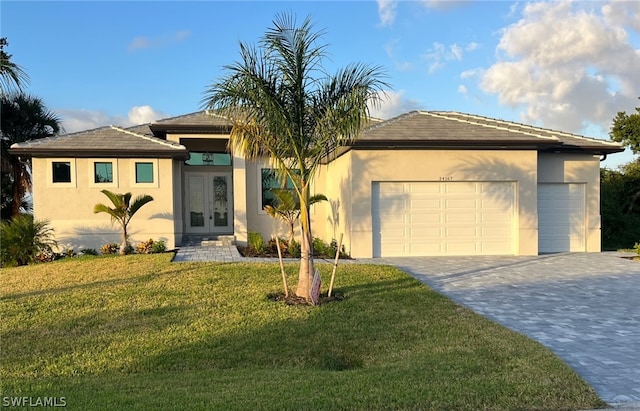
[1,254,605,410]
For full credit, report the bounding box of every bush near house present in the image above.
[240,234,349,259]
[0,214,57,267]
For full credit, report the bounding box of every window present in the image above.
[135,162,154,183]
[52,162,71,183]
[185,152,232,166]
[261,168,295,209]
[94,162,113,183]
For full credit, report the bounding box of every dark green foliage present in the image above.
[247,231,265,254]
[601,160,640,250]
[1,93,61,219]
[80,248,99,256]
[151,240,166,254]
[610,100,640,154]
[0,214,57,266]
[288,239,301,258]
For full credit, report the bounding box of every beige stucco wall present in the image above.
[32,157,179,252]
[331,149,539,258]
[537,152,602,252]
[242,158,329,246]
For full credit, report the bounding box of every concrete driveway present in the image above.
[369,252,640,408]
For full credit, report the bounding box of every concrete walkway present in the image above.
[173,247,640,408]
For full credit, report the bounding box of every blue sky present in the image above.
[2,1,639,168]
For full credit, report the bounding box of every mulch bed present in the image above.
[267,291,345,306]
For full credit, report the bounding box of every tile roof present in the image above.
[10,125,189,159]
[10,110,623,159]
[355,111,623,153]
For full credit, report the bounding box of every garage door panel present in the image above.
[446,213,478,224]
[445,242,478,254]
[373,181,515,257]
[445,182,476,193]
[410,199,440,208]
[446,198,478,208]
[410,226,442,238]
[446,226,478,237]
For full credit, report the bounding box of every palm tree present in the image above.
[264,188,327,247]
[93,190,154,255]
[203,12,388,299]
[1,93,62,219]
[0,38,29,95]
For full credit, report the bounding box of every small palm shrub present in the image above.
[0,214,57,267]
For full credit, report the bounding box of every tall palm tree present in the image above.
[203,12,388,299]
[0,38,29,95]
[93,190,154,255]
[1,93,61,219]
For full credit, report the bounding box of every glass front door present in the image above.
[185,172,233,233]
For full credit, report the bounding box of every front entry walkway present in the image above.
[372,252,640,408]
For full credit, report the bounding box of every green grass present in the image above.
[1,254,605,410]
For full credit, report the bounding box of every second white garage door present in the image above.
[372,181,515,257]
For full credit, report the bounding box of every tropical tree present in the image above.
[0,38,29,94]
[264,188,327,247]
[610,99,640,154]
[203,13,388,299]
[0,214,57,267]
[1,93,62,219]
[93,190,154,255]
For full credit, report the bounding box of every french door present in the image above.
[185,172,233,234]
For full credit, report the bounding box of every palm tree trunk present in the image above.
[295,184,315,300]
[119,224,128,255]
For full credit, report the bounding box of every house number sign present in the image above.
[439,176,454,181]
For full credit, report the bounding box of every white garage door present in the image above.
[538,183,585,253]
[372,182,515,257]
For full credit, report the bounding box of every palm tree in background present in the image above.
[93,190,154,255]
[0,38,29,94]
[1,93,62,219]
[203,12,388,299]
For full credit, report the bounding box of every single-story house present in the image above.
[10,110,624,258]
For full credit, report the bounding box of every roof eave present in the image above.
[8,148,190,160]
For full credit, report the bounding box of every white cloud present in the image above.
[602,1,640,31]
[58,105,169,134]
[457,84,468,96]
[384,39,413,71]
[480,0,640,135]
[128,30,191,52]
[369,90,422,119]
[377,0,397,27]
[423,41,474,74]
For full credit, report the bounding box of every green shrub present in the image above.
[100,243,119,255]
[151,240,166,254]
[634,242,640,256]
[288,239,301,258]
[80,248,99,256]
[248,231,265,254]
[0,214,57,267]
